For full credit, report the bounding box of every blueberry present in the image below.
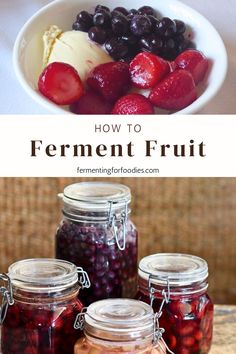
[88,26,107,44]
[164,38,176,50]
[72,21,90,32]
[113,7,129,16]
[155,17,177,37]
[138,5,156,16]
[111,13,129,35]
[105,37,129,59]
[93,10,111,28]
[174,20,186,35]
[95,4,110,13]
[128,9,139,18]
[148,15,158,28]
[139,34,163,54]
[130,15,152,36]
[121,34,139,46]
[162,38,178,59]
[175,34,185,44]
[76,11,93,27]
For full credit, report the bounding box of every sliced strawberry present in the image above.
[70,91,113,114]
[149,69,197,111]
[129,52,170,89]
[87,62,130,102]
[38,62,84,105]
[175,49,209,84]
[112,93,154,115]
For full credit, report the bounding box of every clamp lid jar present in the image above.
[62,181,131,212]
[74,298,167,353]
[56,182,138,305]
[139,253,209,290]
[137,253,214,354]
[0,258,90,354]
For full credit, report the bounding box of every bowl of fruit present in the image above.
[13,0,227,114]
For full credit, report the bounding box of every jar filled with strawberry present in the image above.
[136,253,214,354]
[74,298,167,354]
[0,258,90,354]
[55,182,138,306]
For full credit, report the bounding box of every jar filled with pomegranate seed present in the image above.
[55,182,138,306]
[0,258,90,354]
[74,298,167,354]
[136,253,214,354]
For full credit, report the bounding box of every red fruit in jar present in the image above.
[179,322,197,336]
[195,329,203,341]
[182,336,196,347]
[168,335,177,350]
[170,301,192,317]
[87,62,130,102]
[112,93,154,114]
[129,52,170,89]
[38,62,84,105]
[70,91,113,114]
[4,305,20,327]
[175,49,209,84]
[24,346,34,354]
[149,69,197,111]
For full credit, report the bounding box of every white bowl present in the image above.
[13,0,228,114]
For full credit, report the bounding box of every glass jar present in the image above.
[55,182,138,306]
[136,253,214,354]
[0,258,90,354]
[74,298,166,354]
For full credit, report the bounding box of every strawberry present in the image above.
[175,49,209,84]
[70,91,113,114]
[87,62,130,102]
[38,62,84,105]
[149,69,197,111]
[112,93,154,114]
[129,52,170,89]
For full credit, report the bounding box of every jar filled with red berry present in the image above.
[0,258,90,354]
[74,298,167,354]
[136,253,214,354]
[55,182,138,306]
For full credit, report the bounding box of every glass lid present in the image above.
[8,258,78,292]
[61,182,131,211]
[84,298,154,341]
[139,253,208,286]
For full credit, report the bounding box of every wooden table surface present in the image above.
[210,305,236,353]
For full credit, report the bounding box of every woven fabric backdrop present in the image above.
[0,178,235,304]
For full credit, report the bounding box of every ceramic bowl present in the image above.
[13,0,228,114]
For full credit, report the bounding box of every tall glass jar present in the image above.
[55,182,138,306]
[0,258,90,354]
[136,253,214,354]
[74,298,166,354]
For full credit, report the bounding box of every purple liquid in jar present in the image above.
[0,259,86,354]
[55,182,138,305]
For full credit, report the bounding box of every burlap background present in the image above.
[0,178,235,304]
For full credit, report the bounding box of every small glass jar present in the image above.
[55,182,138,306]
[136,253,214,354]
[0,258,90,354]
[74,298,166,354]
